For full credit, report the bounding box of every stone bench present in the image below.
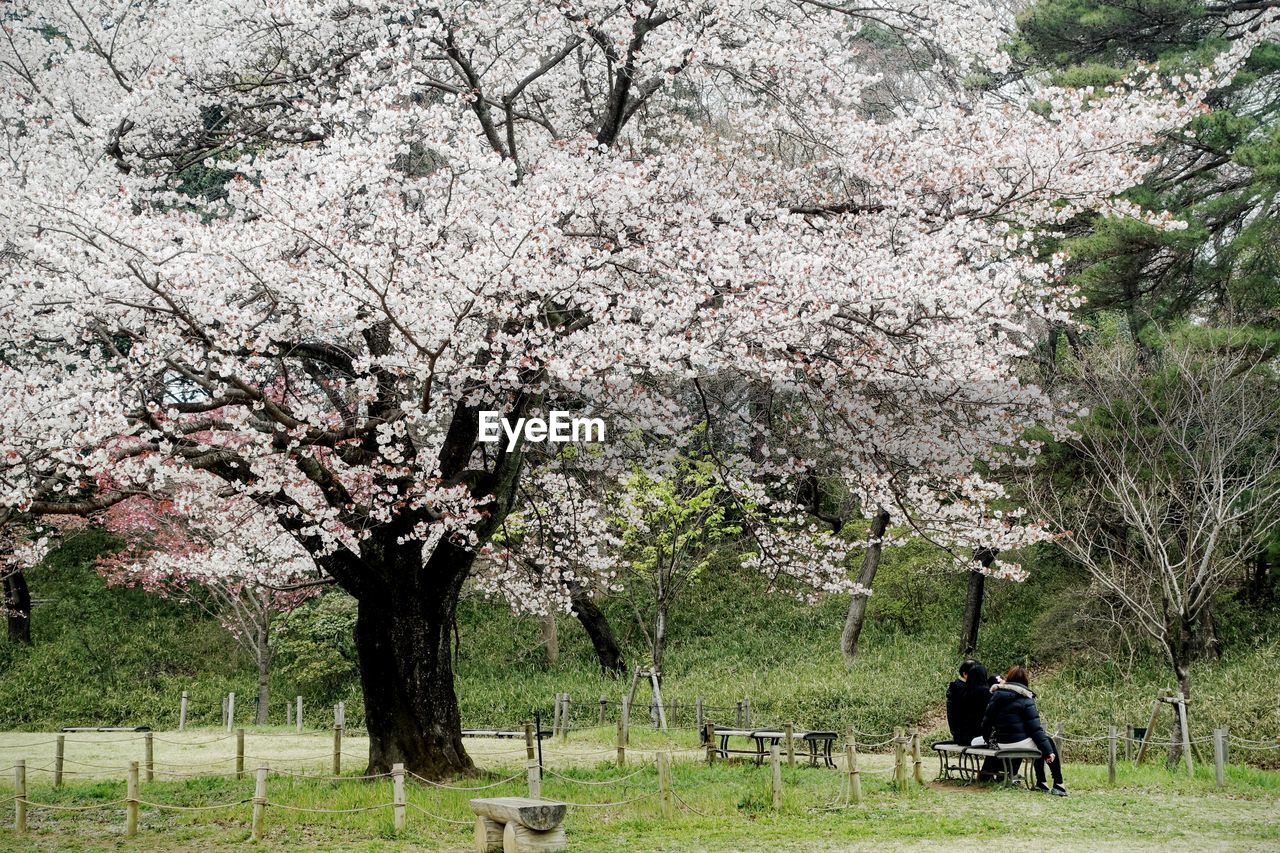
[471,796,567,852]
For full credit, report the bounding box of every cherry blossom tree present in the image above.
[98,491,323,724]
[2,0,1275,776]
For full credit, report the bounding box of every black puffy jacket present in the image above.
[946,672,993,745]
[980,682,1054,756]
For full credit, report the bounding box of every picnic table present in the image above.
[932,741,1040,786]
[711,728,838,768]
[463,729,552,740]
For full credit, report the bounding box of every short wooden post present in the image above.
[179,690,189,732]
[227,692,236,733]
[695,697,704,733]
[222,694,229,729]
[296,696,303,732]
[286,702,292,727]
[1108,726,1117,785]
[392,762,406,832]
[910,728,923,785]
[1176,695,1193,774]
[621,697,631,746]
[1223,726,1230,767]
[735,701,743,728]
[784,722,795,768]
[145,731,154,783]
[1125,723,1134,762]
[1213,728,1225,789]
[552,693,562,737]
[524,721,536,762]
[893,728,907,792]
[770,743,782,810]
[54,735,65,788]
[561,694,571,742]
[527,758,541,800]
[670,697,678,729]
[333,725,342,776]
[236,728,245,779]
[14,760,26,833]
[126,761,139,838]
[338,700,345,727]
[616,719,626,767]
[657,752,673,819]
[705,723,716,764]
[333,703,339,727]
[251,763,268,841]
[846,729,862,805]
[744,698,752,728]
[599,695,607,725]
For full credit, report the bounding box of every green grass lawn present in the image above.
[1,728,1278,851]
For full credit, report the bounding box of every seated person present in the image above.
[980,666,1067,796]
[946,659,995,747]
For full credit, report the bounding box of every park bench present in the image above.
[711,728,838,768]
[463,729,552,740]
[471,796,567,852]
[931,741,1040,786]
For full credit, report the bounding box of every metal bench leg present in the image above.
[824,740,835,769]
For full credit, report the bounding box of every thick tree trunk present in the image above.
[841,509,891,667]
[568,583,625,676]
[3,569,32,645]
[959,548,997,656]
[255,621,271,725]
[354,543,475,778]
[539,614,559,666]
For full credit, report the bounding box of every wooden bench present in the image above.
[931,742,1041,786]
[471,796,567,852]
[711,728,838,768]
[464,729,552,740]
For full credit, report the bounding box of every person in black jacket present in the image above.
[981,666,1067,796]
[946,660,995,746]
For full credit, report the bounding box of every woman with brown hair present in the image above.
[980,666,1067,796]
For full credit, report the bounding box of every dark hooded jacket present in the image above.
[981,682,1054,755]
[946,664,994,745]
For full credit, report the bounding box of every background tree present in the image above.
[1026,333,1280,760]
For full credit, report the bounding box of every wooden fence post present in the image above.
[527,758,541,800]
[14,760,26,833]
[695,697,704,734]
[770,744,782,810]
[1108,726,1117,785]
[236,728,245,779]
[910,728,923,785]
[893,728,907,792]
[55,735,65,788]
[333,725,342,776]
[551,693,562,737]
[252,764,268,842]
[1176,696,1193,775]
[392,762,406,832]
[744,698,752,728]
[657,752,673,819]
[1125,724,1134,762]
[615,718,626,767]
[1223,726,1230,767]
[126,761,139,838]
[670,697,678,729]
[1136,695,1163,764]
[145,731,154,783]
[705,723,717,764]
[524,721,536,763]
[286,702,292,727]
[227,692,236,733]
[222,694,228,729]
[296,696,303,732]
[179,690,188,732]
[784,722,795,768]
[735,701,743,728]
[1213,728,1226,789]
[561,695,571,742]
[338,701,345,728]
[846,729,862,805]
[599,696,607,725]
[621,698,631,746]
